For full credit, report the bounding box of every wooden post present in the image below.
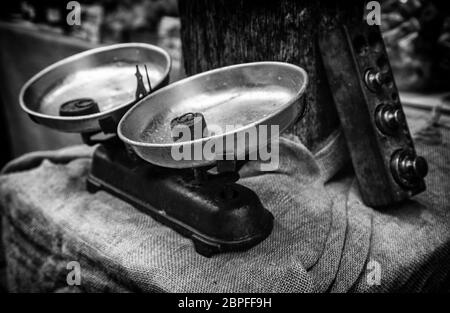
[178,0,363,151]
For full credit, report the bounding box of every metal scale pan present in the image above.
[20,43,171,134]
[118,62,308,168]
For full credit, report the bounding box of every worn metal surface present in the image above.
[319,19,427,207]
[118,62,308,168]
[20,43,171,133]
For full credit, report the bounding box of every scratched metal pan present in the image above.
[118,62,308,169]
[20,43,171,133]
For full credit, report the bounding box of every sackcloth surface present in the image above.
[0,107,449,292]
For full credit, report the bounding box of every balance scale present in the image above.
[20,43,308,257]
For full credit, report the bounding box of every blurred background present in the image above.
[0,0,449,168]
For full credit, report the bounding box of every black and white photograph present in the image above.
[0,0,449,299]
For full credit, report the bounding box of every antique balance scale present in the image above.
[20,43,308,257]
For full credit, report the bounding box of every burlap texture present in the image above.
[0,108,449,292]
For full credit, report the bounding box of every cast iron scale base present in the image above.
[85,136,273,257]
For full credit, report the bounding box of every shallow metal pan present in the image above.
[118,62,308,168]
[20,43,171,133]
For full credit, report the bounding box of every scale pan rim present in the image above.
[19,43,172,133]
[117,61,308,168]
[119,61,308,148]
